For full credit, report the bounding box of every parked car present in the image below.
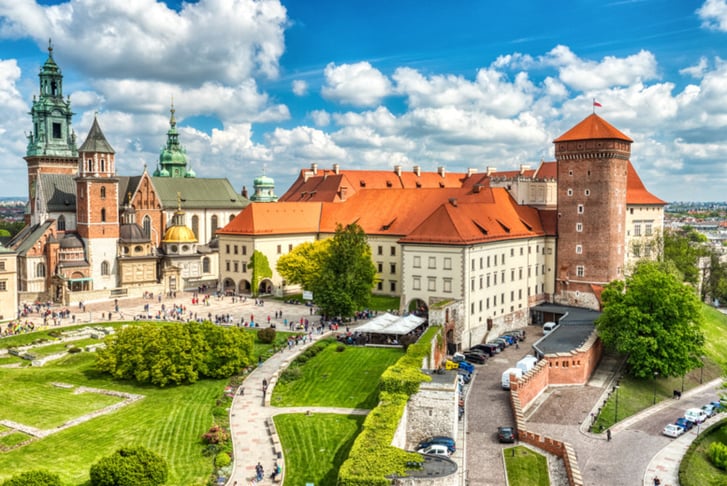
[451,352,466,363]
[471,344,497,356]
[702,403,718,418]
[417,436,456,453]
[685,407,708,424]
[506,329,526,341]
[457,369,472,384]
[463,352,486,364]
[492,338,510,348]
[498,426,516,443]
[662,423,685,438]
[710,401,724,413]
[485,342,504,352]
[674,417,694,431]
[458,361,475,374]
[417,444,451,456]
[543,321,557,334]
[499,334,517,345]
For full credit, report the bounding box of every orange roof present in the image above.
[534,161,557,179]
[400,188,545,245]
[218,202,322,235]
[554,114,633,143]
[626,161,665,205]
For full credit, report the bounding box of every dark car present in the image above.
[488,341,506,351]
[498,426,516,443]
[492,338,510,348]
[499,334,516,345]
[463,352,486,364]
[471,344,497,356]
[417,436,456,453]
[674,417,694,431]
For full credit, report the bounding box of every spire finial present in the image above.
[176,191,182,211]
[48,38,53,56]
[127,192,132,204]
[170,96,176,127]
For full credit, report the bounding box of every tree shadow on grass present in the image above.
[319,414,365,486]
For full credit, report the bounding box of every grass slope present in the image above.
[274,413,365,486]
[271,343,403,409]
[0,352,226,485]
[504,446,549,486]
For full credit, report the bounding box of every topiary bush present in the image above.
[1,469,63,486]
[257,327,276,344]
[708,441,727,470]
[89,446,168,486]
[214,452,231,468]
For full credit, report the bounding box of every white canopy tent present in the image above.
[355,313,426,336]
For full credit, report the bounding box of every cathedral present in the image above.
[8,43,251,304]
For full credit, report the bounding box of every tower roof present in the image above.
[554,113,632,143]
[41,39,61,76]
[79,116,115,154]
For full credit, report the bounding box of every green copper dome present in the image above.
[156,103,195,178]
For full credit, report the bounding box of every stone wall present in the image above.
[405,378,458,449]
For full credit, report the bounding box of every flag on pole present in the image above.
[593,99,602,107]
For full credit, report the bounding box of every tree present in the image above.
[596,261,705,379]
[276,239,330,291]
[1,470,63,486]
[250,250,272,296]
[89,446,168,486]
[309,223,377,317]
[662,227,707,285]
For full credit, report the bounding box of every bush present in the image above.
[257,327,276,344]
[201,425,229,445]
[1,469,63,486]
[89,446,168,486]
[336,344,346,352]
[214,452,231,468]
[708,441,727,470]
[68,346,82,354]
[278,367,302,384]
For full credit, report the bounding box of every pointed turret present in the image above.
[156,101,194,178]
[79,116,115,154]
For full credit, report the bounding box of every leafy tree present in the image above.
[596,261,704,379]
[309,223,377,317]
[250,250,272,296]
[662,227,707,285]
[1,470,63,486]
[89,446,168,486]
[276,239,330,291]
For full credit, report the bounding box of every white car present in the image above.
[416,444,451,456]
[662,423,685,438]
[685,407,708,424]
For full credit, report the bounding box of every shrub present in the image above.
[201,425,229,445]
[89,446,168,486]
[257,327,276,344]
[278,367,302,384]
[336,344,346,352]
[68,347,82,354]
[214,452,231,468]
[1,469,63,486]
[708,441,727,470]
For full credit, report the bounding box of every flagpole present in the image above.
[593,98,596,114]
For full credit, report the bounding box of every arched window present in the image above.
[211,215,218,237]
[100,186,106,199]
[143,216,151,238]
[203,257,210,273]
[57,215,66,231]
[87,159,93,172]
[229,214,235,222]
[36,262,46,278]
[101,261,110,276]
[101,208,106,222]
[192,215,199,239]
[100,159,105,172]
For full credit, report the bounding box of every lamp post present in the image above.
[653,371,659,405]
[700,356,706,384]
[614,385,620,424]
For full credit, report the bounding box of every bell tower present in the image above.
[24,39,78,218]
[554,113,632,309]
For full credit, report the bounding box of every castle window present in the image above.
[577,204,584,214]
[277,245,282,254]
[568,169,573,176]
[390,246,396,256]
[444,257,452,270]
[203,258,210,273]
[633,244,641,257]
[576,222,583,232]
[101,208,106,222]
[443,278,452,293]
[211,215,219,237]
[100,186,106,199]
[633,223,642,236]
[429,257,436,269]
[226,244,230,254]
[143,216,151,238]
[390,281,396,292]
[0,261,4,271]
[87,159,93,172]
[428,277,436,291]
[645,222,653,236]
[377,281,383,291]
[53,122,61,139]
[57,215,66,231]
[0,280,6,291]
[390,263,396,274]
[226,261,230,271]
[576,245,583,254]
[576,265,585,277]
[234,262,239,273]
[101,261,110,276]
[413,256,421,268]
[567,188,573,196]
[234,245,238,255]
[585,189,591,196]
[242,246,247,256]
[192,215,199,239]
[413,276,421,290]
[36,263,46,278]
[100,159,105,172]
[377,246,383,255]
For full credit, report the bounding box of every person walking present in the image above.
[606,428,612,441]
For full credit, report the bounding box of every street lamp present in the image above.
[700,356,706,384]
[614,385,620,424]
[653,371,659,405]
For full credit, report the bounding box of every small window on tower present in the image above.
[567,188,573,197]
[101,208,106,222]
[100,187,106,199]
[53,123,61,139]
[585,189,591,196]
[577,204,584,214]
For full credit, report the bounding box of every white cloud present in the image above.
[292,79,308,96]
[310,110,331,127]
[698,0,727,31]
[266,126,347,160]
[321,62,392,107]
[680,57,709,78]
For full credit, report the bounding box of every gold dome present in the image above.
[162,225,197,243]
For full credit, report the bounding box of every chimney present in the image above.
[448,198,458,207]
[311,163,318,174]
[467,167,478,177]
[332,163,340,175]
[437,166,446,178]
[413,165,421,177]
[519,164,531,175]
[303,170,314,182]
[486,166,497,176]
[473,184,482,193]
[241,186,248,198]
[394,165,402,177]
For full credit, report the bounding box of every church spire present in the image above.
[156,101,194,178]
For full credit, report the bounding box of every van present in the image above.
[501,367,523,390]
[516,355,538,374]
[543,321,557,334]
[685,407,708,424]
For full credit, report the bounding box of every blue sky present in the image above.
[1,0,727,200]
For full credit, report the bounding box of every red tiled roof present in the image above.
[534,161,557,180]
[626,161,665,205]
[218,202,323,235]
[554,114,633,143]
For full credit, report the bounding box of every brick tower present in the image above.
[76,116,119,289]
[554,114,633,309]
[24,40,78,223]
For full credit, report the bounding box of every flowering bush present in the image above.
[201,425,229,445]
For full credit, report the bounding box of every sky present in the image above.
[1,1,727,202]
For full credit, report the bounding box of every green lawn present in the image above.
[680,419,727,485]
[593,303,727,431]
[274,413,365,486]
[0,432,31,449]
[504,446,549,486]
[0,349,228,485]
[271,342,403,409]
